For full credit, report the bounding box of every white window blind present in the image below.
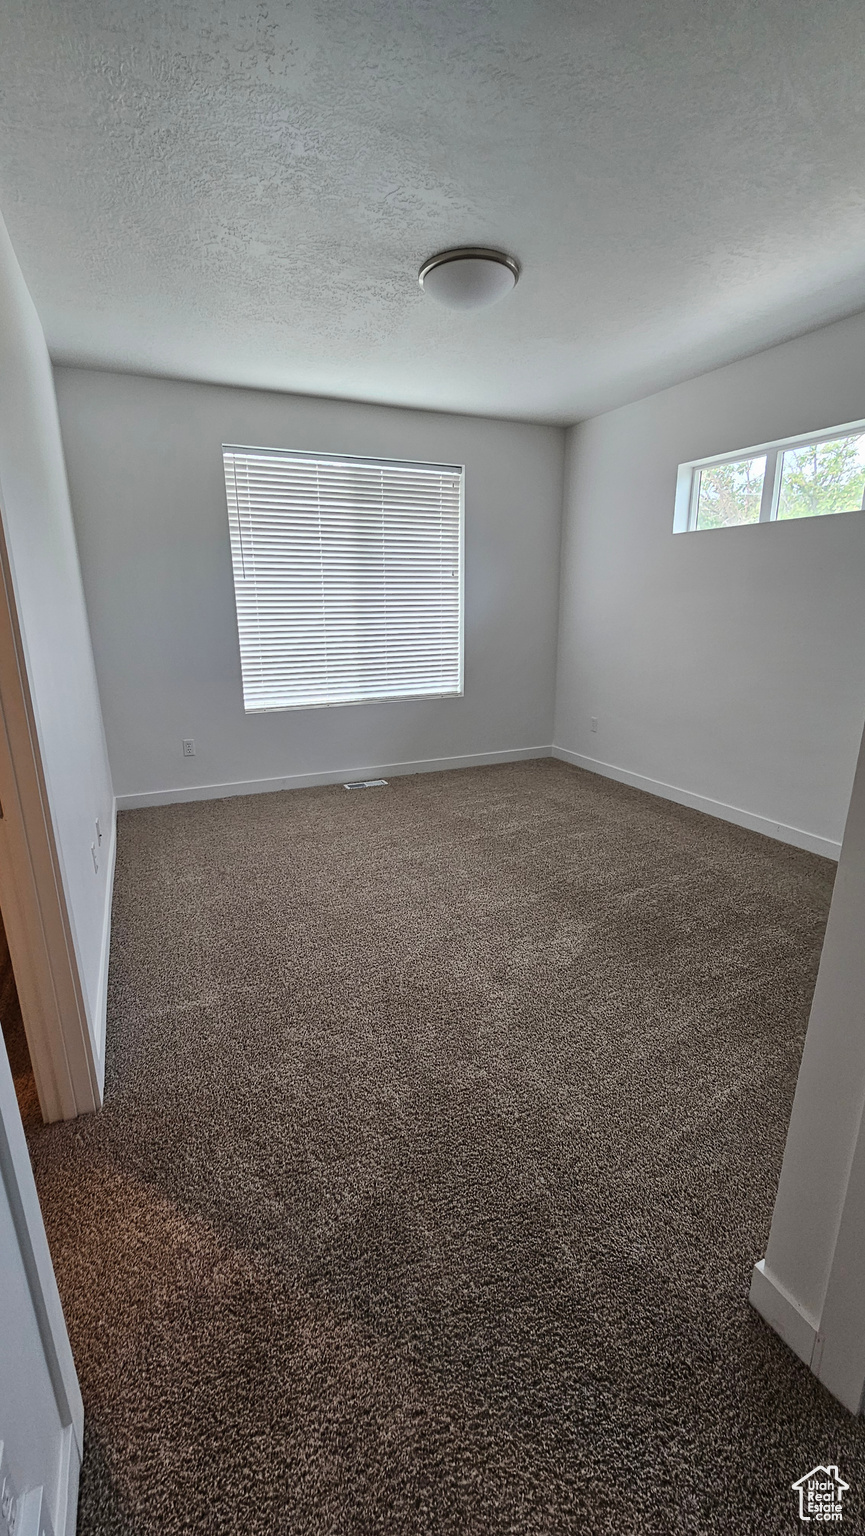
[223,445,463,712]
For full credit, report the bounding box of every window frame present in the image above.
[673,417,865,533]
[222,442,466,713]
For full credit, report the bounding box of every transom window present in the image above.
[223,445,463,711]
[674,421,865,533]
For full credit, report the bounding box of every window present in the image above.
[674,421,865,533]
[693,454,767,530]
[223,445,463,711]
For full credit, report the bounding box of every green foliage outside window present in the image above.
[776,434,865,520]
[695,456,765,529]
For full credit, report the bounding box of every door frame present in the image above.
[0,504,101,1121]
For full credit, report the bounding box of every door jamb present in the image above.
[0,502,100,1120]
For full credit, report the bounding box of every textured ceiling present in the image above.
[1,0,865,421]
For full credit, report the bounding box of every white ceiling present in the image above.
[2,0,865,423]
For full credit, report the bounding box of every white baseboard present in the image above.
[551,746,841,861]
[116,746,555,810]
[749,1259,819,1368]
[116,741,840,856]
[51,1423,80,1536]
[91,802,117,1097]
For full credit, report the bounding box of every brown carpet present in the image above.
[24,758,865,1533]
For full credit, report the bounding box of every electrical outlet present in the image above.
[90,843,99,875]
[590,717,598,733]
[95,818,103,845]
[182,739,196,758]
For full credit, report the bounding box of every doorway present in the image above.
[0,905,39,1127]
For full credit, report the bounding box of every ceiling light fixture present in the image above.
[418,247,520,311]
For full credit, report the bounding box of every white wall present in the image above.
[0,215,114,1073]
[751,715,865,1412]
[554,309,865,856]
[54,369,564,805]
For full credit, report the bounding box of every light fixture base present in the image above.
[418,247,520,310]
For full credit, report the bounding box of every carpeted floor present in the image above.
[24,758,865,1533]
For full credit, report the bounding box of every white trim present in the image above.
[116,746,555,810]
[758,447,780,523]
[0,499,102,1118]
[749,1259,819,1368]
[551,746,840,860]
[53,1423,80,1536]
[91,801,116,1087]
[16,1432,79,1536]
[0,1043,84,1455]
[806,1072,865,1414]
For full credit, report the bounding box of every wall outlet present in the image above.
[182,739,196,757]
[590,717,598,733]
[90,843,99,875]
[95,817,103,845]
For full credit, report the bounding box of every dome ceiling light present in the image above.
[418,247,520,311]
